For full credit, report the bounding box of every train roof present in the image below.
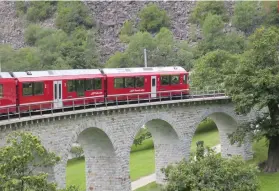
[11,69,102,78]
[101,66,187,74]
[0,72,13,78]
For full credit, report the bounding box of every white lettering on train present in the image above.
[129,89,145,93]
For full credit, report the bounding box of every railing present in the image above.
[0,87,228,121]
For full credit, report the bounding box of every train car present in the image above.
[0,72,17,115]
[11,69,105,112]
[102,66,190,102]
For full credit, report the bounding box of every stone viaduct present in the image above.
[0,96,258,191]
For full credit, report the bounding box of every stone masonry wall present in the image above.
[0,100,256,191]
[0,1,236,63]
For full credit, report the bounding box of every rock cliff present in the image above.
[0,1,235,64]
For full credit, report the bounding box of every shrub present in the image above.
[24,24,55,45]
[56,1,94,33]
[138,3,170,33]
[162,147,260,191]
[70,145,84,158]
[119,20,135,43]
[26,1,56,22]
[190,1,228,25]
[232,1,263,34]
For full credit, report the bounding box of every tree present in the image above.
[162,147,260,191]
[232,1,263,34]
[119,20,136,43]
[106,28,194,70]
[262,1,279,26]
[224,26,279,172]
[138,3,170,33]
[190,1,228,25]
[191,50,239,89]
[0,132,80,191]
[0,132,59,191]
[133,128,152,146]
[195,14,245,57]
[56,1,94,34]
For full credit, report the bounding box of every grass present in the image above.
[66,119,219,190]
[136,138,279,191]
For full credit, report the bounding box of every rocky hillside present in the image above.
[0,1,235,64]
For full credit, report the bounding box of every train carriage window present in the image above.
[67,80,75,92]
[94,78,102,90]
[114,78,124,88]
[160,75,169,85]
[85,79,94,91]
[171,75,179,85]
[33,82,44,95]
[125,77,134,88]
[0,84,2,98]
[23,83,33,96]
[135,77,144,88]
[184,74,187,84]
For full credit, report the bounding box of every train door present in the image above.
[53,81,63,108]
[151,76,157,98]
[76,80,85,97]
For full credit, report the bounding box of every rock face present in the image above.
[0,1,235,64]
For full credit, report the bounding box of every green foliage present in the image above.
[15,1,56,22]
[24,24,55,45]
[188,24,198,42]
[262,1,279,26]
[26,2,57,22]
[0,44,41,72]
[191,50,239,89]
[194,12,245,57]
[119,20,136,43]
[162,148,260,191]
[224,26,279,172]
[70,145,84,158]
[225,26,279,114]
[133,128,152,146]
[202,13,224,39]
[4,25,100,71]
[0,132,60,191]
[190,1,228,25]
[232,1,263,34]
[106,28,194,70]
[56,1,94,33]
[138,3,170,33]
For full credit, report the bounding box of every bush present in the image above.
[190,1,228,25]
[70,145,84,158]
[16,1,56,22]
[138,3,170,33]
[26,2,57,22]
[232,1,263,34]
[162,147,260,191]
[24,24,55,45]
[56,1,94,33]
[119,20,135,43]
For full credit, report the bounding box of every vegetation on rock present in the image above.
[138,3,170,33]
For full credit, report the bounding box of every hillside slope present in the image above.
[0,1,235,63]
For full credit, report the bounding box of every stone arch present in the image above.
[58,123,118,191]
[192,108,252,160]
[77,127,117,191]
[130,113,188,184]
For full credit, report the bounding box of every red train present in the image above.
[0,66,190,115]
